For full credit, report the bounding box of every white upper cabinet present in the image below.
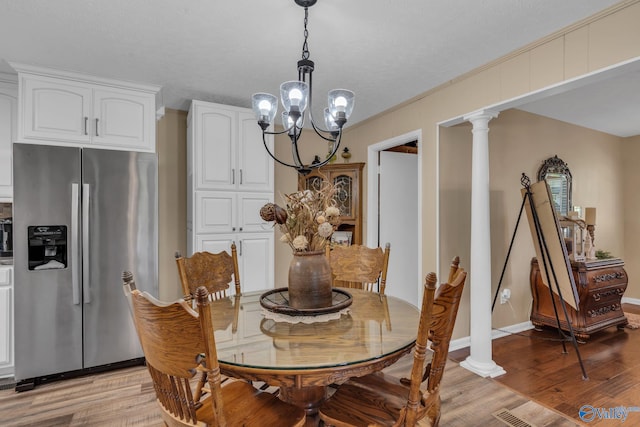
[189,100,273,192]
[92,87,155,148]
[12,63,159,152]
[0,77,17,198]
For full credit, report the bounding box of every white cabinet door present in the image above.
[195,191,236,234]
[21,75,91,143]
[194,105,236,190]
[238,111,273,192]
[92,88,156,151]
[197,234,236,255]
[195,191,273,234]
[190,101,273,192]
[238,232,274,292]
[0,267,13,376]
[196,232,274,292]
[238,193,273,232]
[0,81,17,198]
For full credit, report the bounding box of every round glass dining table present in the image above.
[209,288,420,414]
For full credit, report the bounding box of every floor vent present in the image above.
[492,408,537,427]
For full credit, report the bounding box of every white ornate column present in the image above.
[459,110,506,378]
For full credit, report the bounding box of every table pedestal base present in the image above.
[279,385,326,415]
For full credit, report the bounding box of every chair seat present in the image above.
[321,372,426,426]
[196,381,306,426]
[321,363,443,427]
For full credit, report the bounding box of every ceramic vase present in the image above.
[288,250,333,309]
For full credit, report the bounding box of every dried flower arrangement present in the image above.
[260,181,341,253]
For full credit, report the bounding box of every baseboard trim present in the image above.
[449,321,534,352]
[622,296,640,305]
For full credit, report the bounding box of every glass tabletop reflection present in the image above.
[210,288,420,371]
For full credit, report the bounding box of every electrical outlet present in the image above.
[500,288,511,304]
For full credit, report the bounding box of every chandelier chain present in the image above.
[301,7,310,60]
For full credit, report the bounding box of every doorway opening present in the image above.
[367,130,422,303]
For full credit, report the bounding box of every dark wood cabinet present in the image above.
[298,162,364,245]
[530,257,628,341]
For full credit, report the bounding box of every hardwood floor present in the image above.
[450,303,640,426]
[3,306,636,426]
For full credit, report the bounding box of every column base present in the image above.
[460,356,506,378]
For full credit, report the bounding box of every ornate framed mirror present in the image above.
[537,155,572,216]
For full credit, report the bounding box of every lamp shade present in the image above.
[585,207,596,225]
[280,81,309,113]
[328,89,355,119]
[324,108,339,133]
[282,111,303,134]
[252,93,278,125]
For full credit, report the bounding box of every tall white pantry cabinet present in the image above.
[187,100,275,292]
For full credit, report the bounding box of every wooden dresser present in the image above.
[530,257,628,341]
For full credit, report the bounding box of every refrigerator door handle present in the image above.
[71,183,81,305]
[82,183,91,304]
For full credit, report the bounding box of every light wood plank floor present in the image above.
[0,356,577,426]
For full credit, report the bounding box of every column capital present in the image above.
[463,109,500,125]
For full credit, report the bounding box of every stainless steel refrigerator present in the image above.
[13,143,158,386]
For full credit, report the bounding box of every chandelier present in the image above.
[251,0,355,175]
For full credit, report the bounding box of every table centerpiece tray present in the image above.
[260,287,352,316]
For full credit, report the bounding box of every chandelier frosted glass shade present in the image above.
[328,89,355,121]
[324,108,340,133]
[282,111,303,135]
[280,81,309,114]
[252,93,278,129]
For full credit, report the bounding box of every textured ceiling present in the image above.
[1,0,635,135]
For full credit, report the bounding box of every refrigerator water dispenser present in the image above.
[27,225,68,270]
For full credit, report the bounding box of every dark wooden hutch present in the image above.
[298,162,364,245]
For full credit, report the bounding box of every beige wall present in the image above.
[157,108,187,301]
[623,135,640,293]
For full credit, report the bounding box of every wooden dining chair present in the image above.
[327,242,391,294]
[175,243,240,300]
[318,256,467,427]
[122,272,306,427]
